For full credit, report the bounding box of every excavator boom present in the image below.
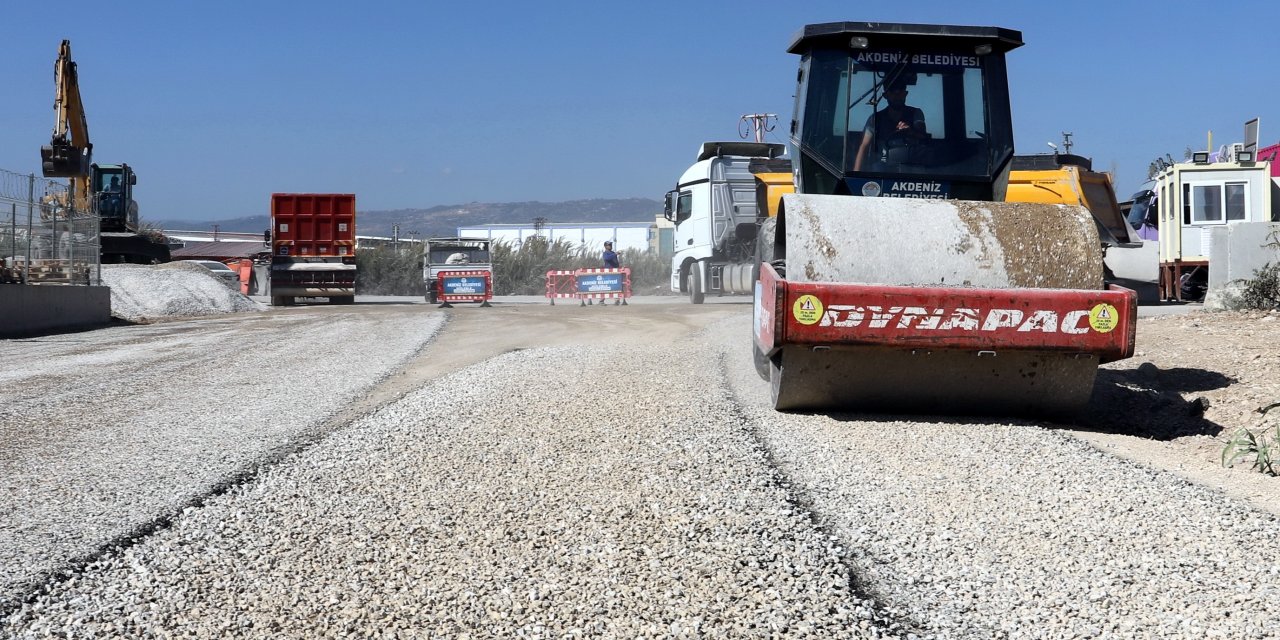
[34,39,168,264]
[41,40,92,185]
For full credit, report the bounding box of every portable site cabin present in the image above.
[1154,149,1276,300]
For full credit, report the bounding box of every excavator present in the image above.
[40,39,169,264]
[750,22,1137,415]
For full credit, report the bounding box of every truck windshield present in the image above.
[428,247,490,264]
[799,47,1011,179]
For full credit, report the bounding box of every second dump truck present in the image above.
[248,193,358,306]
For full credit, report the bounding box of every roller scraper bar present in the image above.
[756,263,1136,360]
[753,263,1137,414]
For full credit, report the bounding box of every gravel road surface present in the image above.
[2,297,1278,638]
[0,305,443,619]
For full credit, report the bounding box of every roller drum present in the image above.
[780,194,1102,290]
[769,194,1106,415]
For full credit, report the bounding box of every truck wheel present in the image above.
[687,263,705,304]
[427,288,438,304]
[270,295,285,306]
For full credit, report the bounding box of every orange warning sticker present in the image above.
[793,294,823,325]
[1089,303,1118,333]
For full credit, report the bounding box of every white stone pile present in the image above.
[100,262,262,322]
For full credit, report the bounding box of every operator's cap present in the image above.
[604,241,613,246]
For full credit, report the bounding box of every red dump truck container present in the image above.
[257,193,358,306]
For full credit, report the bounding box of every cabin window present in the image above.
[1185,181,1249,224]
[676,191,693,224]
[1225,182,1247,221]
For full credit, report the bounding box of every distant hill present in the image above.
[153,198,663,237]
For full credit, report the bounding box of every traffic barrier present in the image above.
[545,270,578,305]
[575,267,630,306]
[436,270,492,307]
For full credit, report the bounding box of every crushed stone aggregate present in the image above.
[3,289,1279,639]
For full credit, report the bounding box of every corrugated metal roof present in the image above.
[170,241,266,260]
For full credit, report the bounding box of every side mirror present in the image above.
[263,229,271,244]
[129,174,137,186]
[662,190,677,222]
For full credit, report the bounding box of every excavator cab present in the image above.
[789,22,1021,201]
[91,164,139,234]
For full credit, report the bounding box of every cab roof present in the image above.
[788,22,1023,55]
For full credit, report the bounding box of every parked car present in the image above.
[181,260,240,289]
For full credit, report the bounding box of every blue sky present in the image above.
[2,1,1277,221]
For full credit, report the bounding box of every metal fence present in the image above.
[0,167,100,286]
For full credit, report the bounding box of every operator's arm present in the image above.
[853,116,875,171]
[908,107,928,137]
[853,135,873,171]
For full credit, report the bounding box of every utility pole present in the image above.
[393,224,400,253]
[740,113,778,144]
[212,224,220,242]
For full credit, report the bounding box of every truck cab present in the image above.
[664,141,786,303]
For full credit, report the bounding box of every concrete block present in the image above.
[0,285,111,337]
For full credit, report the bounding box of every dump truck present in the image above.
[247,193,357,306]
[1006,153,1158,301]
[746,22,1136,414]
[1006,153,1139,250]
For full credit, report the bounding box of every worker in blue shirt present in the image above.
[601,241,620,268]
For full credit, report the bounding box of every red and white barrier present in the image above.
[545,270,578,305]
[575,267,631,306]
[545,267,632,306]
[436,270,493,307]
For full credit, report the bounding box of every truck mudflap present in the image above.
[752,263,1137,414]
[269,286,356,297]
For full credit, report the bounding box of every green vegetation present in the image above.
[356,246,425,295]
[1231,231,1280,310]
[355,239,672,296]
[1221,405,1280,476]
[492,237,669,295]
[1219,232,1280,475]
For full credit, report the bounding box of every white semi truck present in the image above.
[662,141,790,303]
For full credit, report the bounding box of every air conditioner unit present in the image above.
[1228,142,1245,162]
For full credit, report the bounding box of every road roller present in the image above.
[751,22,1137,414]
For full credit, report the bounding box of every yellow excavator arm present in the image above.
[41,39,92,211]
